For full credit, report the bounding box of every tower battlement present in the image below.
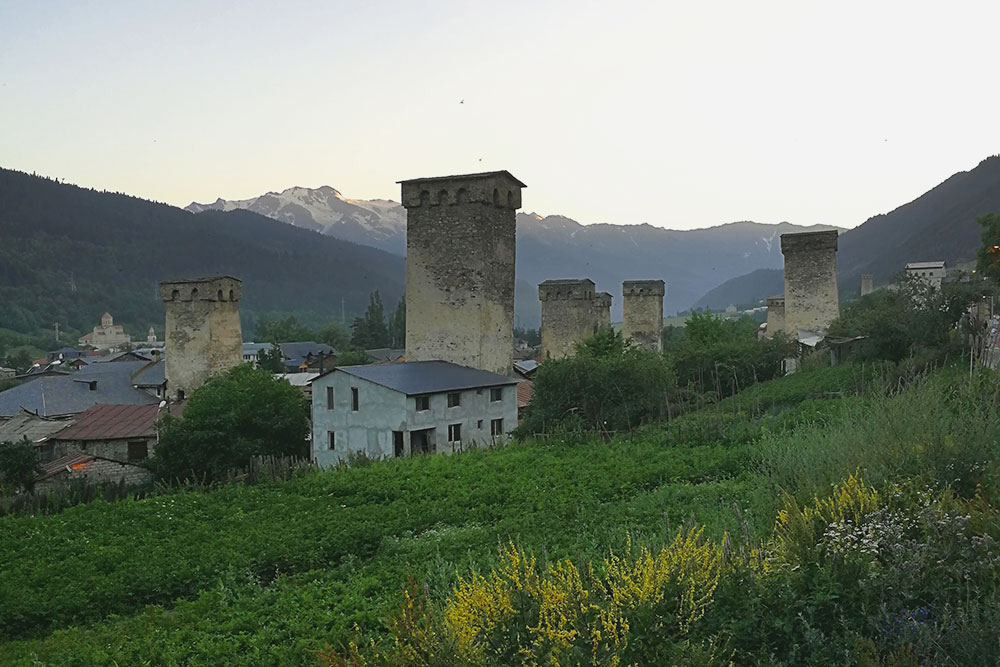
[538,279,596,301]
[622,279,665,351]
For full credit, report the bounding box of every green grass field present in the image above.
[2,364,999,665]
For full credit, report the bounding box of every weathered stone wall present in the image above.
[765,296,785,338]
[539,279,601,359]
[622,280,665,351]
[780,231,839,335]
[160,276,243,400]
[860,274,873,296]
[401,172,523,375]
[593,292,612,329]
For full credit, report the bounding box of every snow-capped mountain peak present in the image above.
[186,186,407,253]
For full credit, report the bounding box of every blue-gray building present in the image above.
[310,361,519,467]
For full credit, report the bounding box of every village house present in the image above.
[242,341,337,372]
[47,403,179,468]
[905,261,947,290]
[0,410,75,460]
[310,361,518,467]
[34,452,151,492]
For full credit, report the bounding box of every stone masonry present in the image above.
[780,231,839,335]
[160,276,243,400]
[622,280,665,351]
[860,274,873,296]
[539,279,605,360]
[400,171,525,375]
[765,295,785,338]
[593,292,613,329]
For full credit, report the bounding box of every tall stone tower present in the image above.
[622,280,665,351]
[593,292,613,328]
[780,230,839,335]
[539,279,605,360]
[765,296,785,338]
[160,276,243,400]
[399,171,524,375]
[860,274,873,296]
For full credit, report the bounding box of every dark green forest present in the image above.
[0,169,405,343]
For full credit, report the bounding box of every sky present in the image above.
[1,0,999,230]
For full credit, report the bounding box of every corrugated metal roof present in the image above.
[0,412,75,444]
[38,452,96,481]
[334,361,519,396]
[51,403,180,441]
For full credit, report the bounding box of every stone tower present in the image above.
[400,171,524,375]
[765,296,785,338]
[860,274,873,296]
[539,279,605,360]
[593,292,613,328]
[622,280,665,351]
[780,230,839,335]
[160,276,243,400]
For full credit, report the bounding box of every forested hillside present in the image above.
[0,169,405,339]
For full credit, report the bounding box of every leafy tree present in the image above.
[254,315,315,343]
[256,342,286,373]
[3,350,34,374]
[667,312,795,400]
[514,327,541,347]
[350,290,390,349]
[517,328,674,437]
[152,365,309,481]
[829,273,996,363]
[336,349,374,366]
[975,212,1000,281]
[388,298,406,349]
[0,439,40,494]
[316,323,350,352]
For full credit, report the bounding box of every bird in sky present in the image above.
[460,99,464,104]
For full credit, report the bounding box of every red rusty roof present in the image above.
[38,452,95,480]
[517,380,534,408]
[52,403,181,441]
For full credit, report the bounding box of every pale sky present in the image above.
[2,0,998,230]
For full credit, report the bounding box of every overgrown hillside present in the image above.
[0,169,405,338]
[4,363,998,665]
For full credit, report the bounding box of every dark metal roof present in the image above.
[0,361,160,417]
[53,403,181,441]
[397,170,527,188]
[334,361,519,396]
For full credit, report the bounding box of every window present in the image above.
[448,423,462,443]
[127,441,148,461]
[477,419,483,429]
[351,387,359,411]
[415,395,430,411]
[447,392,461,408]
[328,432,336,450]
[490,387,503,402]
[326,386,335,410]
[491,418,504,437]
[393,431,404,458]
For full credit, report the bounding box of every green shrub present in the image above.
[153,364,309,482]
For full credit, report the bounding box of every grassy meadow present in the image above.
[2,364,999,665]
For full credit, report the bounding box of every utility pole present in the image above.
[341,297,345,327]
[54,322,60,343]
